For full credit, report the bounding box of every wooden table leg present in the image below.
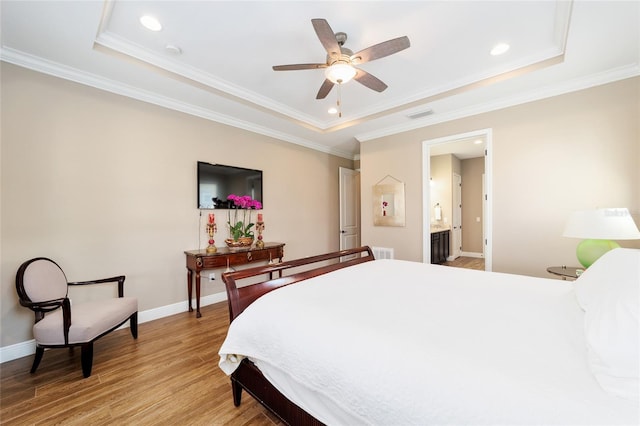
[195,271,202,318]
[187,268,193,313]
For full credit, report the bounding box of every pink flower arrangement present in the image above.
[227,194,262,210]
[226,194,262,240]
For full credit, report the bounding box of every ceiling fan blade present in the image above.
[311,18,341,60]
[316,79,335,99]
[272,63,327,71]
[351,36,410,64]
[354,69,388,92]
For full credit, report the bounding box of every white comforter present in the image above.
[219,259,639,425]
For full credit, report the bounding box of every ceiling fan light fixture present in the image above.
[325,63,357,84]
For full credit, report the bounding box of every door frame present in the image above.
[422,129,493,271]
[451,172,462,260]
[339,167,360,251]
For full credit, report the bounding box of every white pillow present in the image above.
[574,248,640,401]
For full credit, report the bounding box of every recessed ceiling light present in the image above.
[328,107,338,114]
[140,15,162,32]
[474,139,483,145]
[490,42,510,56]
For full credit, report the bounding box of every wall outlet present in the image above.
[208,273,215,281]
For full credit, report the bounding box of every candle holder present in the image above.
[206,222,217,253]
[255,221,265,249]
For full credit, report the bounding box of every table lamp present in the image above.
[563,208,640,268]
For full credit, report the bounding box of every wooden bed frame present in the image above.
[221,246,375,426]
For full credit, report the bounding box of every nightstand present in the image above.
[546,265,584,281]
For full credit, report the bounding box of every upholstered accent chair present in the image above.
[15,257,138,378]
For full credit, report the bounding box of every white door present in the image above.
[339,167,360,251]
[452,173,462,259]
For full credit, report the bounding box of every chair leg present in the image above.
[81,343,94,378]
[30,346,45,374]
[130,312,138,339]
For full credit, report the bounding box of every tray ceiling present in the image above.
[1,1,638,158]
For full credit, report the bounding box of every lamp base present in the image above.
[576,239,620,268]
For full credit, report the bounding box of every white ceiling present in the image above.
[1,1,638,159]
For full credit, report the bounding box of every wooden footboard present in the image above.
[222,245,375,321]
[221,246,375,425]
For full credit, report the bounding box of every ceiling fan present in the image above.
[273,18,410,100]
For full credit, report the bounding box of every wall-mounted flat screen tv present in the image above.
[197,161,263,209]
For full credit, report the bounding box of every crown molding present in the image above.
[94,31,329,130]
[356,63,640,143]
[4,44,633,161]
[92,0,573,136]
[0,47,355,160]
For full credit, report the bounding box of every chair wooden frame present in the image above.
[15,257,138,378]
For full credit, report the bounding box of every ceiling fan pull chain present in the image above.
[337,83,342,118]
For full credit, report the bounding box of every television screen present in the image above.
[197,162,263,209]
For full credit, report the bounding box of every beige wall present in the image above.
[361,77,640,275]
[461,157,484,254]
[0,64,353,347]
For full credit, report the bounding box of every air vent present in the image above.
[407,109,434,119]
[372,246,394,260]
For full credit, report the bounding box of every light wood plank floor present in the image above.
[2,259,485,425]
[0,302,281,425]
[443,256,485,270]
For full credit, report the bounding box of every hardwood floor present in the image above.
[442,256,485,270]
[0,302,281,425]
[1,257,486,425]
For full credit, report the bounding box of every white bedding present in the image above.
[219,258,640,425]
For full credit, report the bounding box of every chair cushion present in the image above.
[33,297,137,345]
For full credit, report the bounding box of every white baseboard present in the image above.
[461,251,484,258]
[0,291,228,364]
[138,292,227,323]
[0,340,37,363]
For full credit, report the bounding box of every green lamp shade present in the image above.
[576,239,620,268]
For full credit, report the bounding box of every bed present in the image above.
[218,246,639,425]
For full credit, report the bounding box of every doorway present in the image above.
[422,129,493,271]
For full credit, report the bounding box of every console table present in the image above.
[185,242,285,317]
